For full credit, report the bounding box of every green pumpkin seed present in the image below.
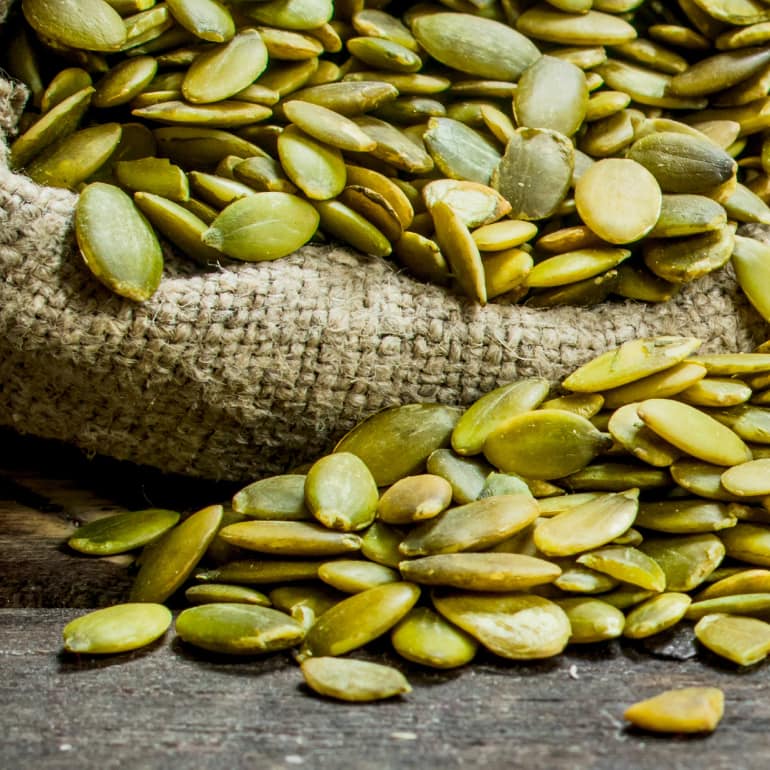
[422,179,511,229]
[564,337,704,393]
[269,584,342,618]
[289,80,398,115]
[68,508,180,555]
[514,55,587,137]
[411,12,540,81]
[562,462,671,492]
[176,602,305,654]
[318,559,400,592]
[516,7,637,46]
[377,474,453,525]
[425,449,493,505]
[492,128,574,221]
[686,592,770,621]
[601,585,657,610]
[695,612,770,666]
[422,117,501,186]
[40,66,92,113]
[299,581,420,658]
[62,603,172,654]
[345,164,414,228]
[554,562,620,593]
[165,0,234,42]
[732,234,770,323]
[196,559,323,584]
[575,158,661,245]
[695,568,770,601]
[281,100,376,152]
[219,520,362,556]
[232,155,297,194]
[432,591,571,659]
[607,403,682,467]
[352,8,418,51]
[536,492,604,517]
[304,452,378,532]
[154,126,265,166]
[399,494,539,557]
[301,656,410,702]
[577,546,666,591]
[390,606,477,669]
[27,122,122,189]
[472,220,538,252]
[639,534,725,592]
[392,232,450,285]
[130,504,223,602]
[484,248,534,299]
[133,192,224,266]
[720,459,770,499]
[232,474,310,520]
[649,194,727,239]
[643,225,736,284]
[185,583,271,606]
[614,264,680,303]
[533,489,639,557]
[134,99,272,129]
[75,181,163,302]
[202,192,319,261]
[258,26,323,59]
[638,398,752,466]
[182,29,268,104]
[671,47,770,98]
[314,199,393,257]
[276,123,346,200]
[430,200,487,304]
[360,520,405,568]
[623,592,692,639]
[558,597,625,644]
[338,185,404,243]
[242,0,333,30]
[527,247,631,288]
[484,409,612,480]
[635,500,739,534]
[10,86,95,170]
[399,552,561,592]
[23,0,127,52]
[720,522,770,567]
[602,362,709,409]
[624,687,724,733]
[115,157,189,201]
[93,56,158,109]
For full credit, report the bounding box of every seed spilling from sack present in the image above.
[5,1,770,307]
[60,334,770,722]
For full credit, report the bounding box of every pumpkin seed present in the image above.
[558,597,625,644]
[492,128,574,221]
[68,508,180,555]
[411,12,541,81]
[22,0,127,52]
[639,534,725,592]
[426,449,493,504]
[185,584,271,606]
[166,0,235,43]
[242,0,333,31]
[607,403,682,467]
[390,606,478,669]
[694,612,770,666]
[305,451,379,532]
[635,500,739,533]
[130,504,223,602]
[686,592,770,621]
[527,247,631,288]
[202,192,319,261]
[554,562,620,594]
[377,474,453,525]
[196,559,323,584]
[176,602,305,654]
[360,520,405,569]
[62,603,172,654]
[577,545,666,591]
[422,179,511,229]
[219,520,362,556]
[400,552,561,592]
[313,199,392,258]
[623,592,692,639]
[75,181,164,302]
[695,569,770,601]
[399,494,539,557]
[720,522,770,567]
[483,409,613,480]
[231,474,310,520]
[318,559,400,593]
[432,591,571,659]
[533,488,639,557]
[637,398,752,466]
[624,687,724,733]
[299,581,420,659]
[301,657,410,702]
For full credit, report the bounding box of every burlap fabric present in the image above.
[2,5,769,481]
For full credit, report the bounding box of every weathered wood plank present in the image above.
[1,609,769,770]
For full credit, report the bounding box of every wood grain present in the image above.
[2,428,770,769]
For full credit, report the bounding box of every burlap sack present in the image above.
[2,3,768,482]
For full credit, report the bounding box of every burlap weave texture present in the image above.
[1,3,768,481]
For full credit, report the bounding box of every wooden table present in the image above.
[2,427,769,769]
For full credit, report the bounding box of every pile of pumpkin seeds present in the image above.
[61,334,770,727]
[5,0,770,305]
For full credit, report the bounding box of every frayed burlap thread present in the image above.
[1,10,768,480]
